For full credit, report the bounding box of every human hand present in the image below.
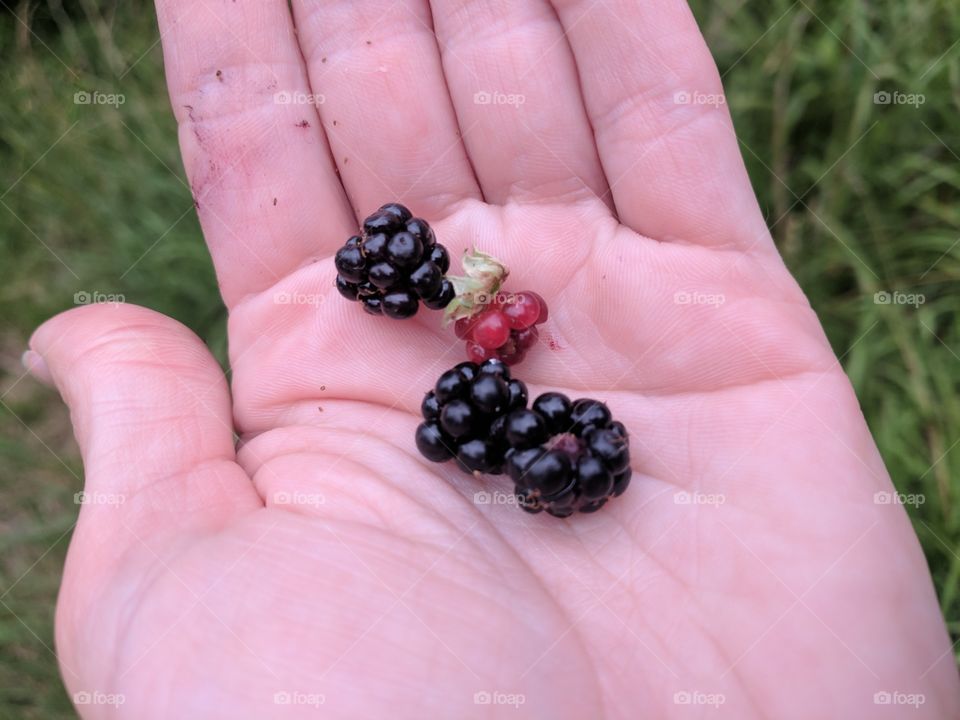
[27,0,958,717]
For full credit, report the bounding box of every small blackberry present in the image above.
[504,393,630,517]
[414,359,523,476]
[334,203,455,316]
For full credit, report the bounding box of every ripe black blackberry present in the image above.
[504,394,631,517]
[415,359,527,474]
[334,203,454,318]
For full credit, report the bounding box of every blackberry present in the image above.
[504,393,631,518]
[414,359,521,475]
[334,203,455,317]
[414,365,633,518]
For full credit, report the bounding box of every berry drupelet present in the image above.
[334,203,455,318]
[415,359,528,474]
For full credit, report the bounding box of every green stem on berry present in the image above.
[442,247,509,324]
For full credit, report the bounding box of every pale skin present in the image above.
[24,0,959,718]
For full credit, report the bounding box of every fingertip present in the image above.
[21,349,53,386]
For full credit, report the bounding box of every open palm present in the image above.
[28,0,958,718]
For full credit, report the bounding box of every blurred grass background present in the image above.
[0,0,958,717]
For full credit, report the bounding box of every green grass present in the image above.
[1,0,958,717]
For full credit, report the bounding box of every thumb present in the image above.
[28,303,261,548]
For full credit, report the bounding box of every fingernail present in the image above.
[22,350,53,385]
